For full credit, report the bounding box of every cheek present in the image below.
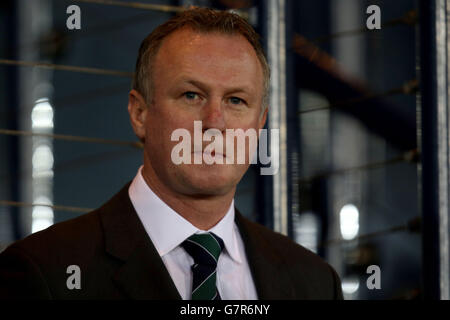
[227,107,263,128]
[145,108,193,156]
[145,114,170,150]
[229,118,262,133]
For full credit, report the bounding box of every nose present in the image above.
[201,97,226,133]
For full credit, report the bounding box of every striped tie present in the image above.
[182,232,224,300]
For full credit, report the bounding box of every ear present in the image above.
[128,89,148,142]
[258,106,268,130]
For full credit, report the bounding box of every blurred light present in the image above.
[32,144,54,172]
[32,98,53,128]
[33,195,52,206]
[342,277,360,294]
[294,212,319,253]
[31,97,54,233]
[339,204,359,240]
[31,196,53,233]
[31,217,53,233]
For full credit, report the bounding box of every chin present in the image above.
[177,164,240,196]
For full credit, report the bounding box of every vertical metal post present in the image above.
[419,0,450,300]
[285,0,301,239]
[264,0,289,236]
[6,0,22,241]
[17,0,55,235]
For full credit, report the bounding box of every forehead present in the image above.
[152,28,263,92]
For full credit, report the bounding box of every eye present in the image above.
[229,97,245,105]
[184,92,199,100]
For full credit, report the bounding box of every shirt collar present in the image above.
[128,166,243,264]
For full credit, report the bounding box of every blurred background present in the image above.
[0,0,449,300]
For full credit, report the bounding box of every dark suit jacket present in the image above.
[0,183,343,300]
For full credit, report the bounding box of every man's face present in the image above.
[131,27,267,197]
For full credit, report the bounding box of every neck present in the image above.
[141,165,235,231]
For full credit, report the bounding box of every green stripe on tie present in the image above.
[182,232,224,300]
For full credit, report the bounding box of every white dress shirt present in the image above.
[128,166,258,300]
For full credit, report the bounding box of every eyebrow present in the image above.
[181,78,254,96]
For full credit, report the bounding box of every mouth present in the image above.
[192,150,225,156]
[210,150,225,157]
[192,150,227,159]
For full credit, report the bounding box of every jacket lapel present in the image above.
[99,183,181,300]
[235,210,305,299]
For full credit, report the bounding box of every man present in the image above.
[0,8,343,300]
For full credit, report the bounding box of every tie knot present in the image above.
[182,232,224,266]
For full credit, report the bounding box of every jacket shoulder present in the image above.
[237,213,343,299]
[0,210,105,299]
[3,181,133,262]
[0,182,134,299]
[238,215,324,263]
[5,209,103,260]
